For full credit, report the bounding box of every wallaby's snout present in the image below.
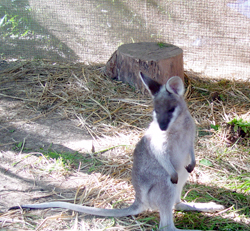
[156,111,172,131]
[153,92,177,131]
[159,122,169,131]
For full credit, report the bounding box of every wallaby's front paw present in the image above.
[170,174,178,184]
[185,162,195,173]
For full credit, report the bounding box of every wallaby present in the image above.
[9,72,224,231]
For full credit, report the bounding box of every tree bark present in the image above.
[105,42,183,93]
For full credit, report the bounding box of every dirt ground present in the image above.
[0,97,93,207]
[0,61,101,212]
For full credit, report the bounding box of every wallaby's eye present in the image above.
[168,108,175,113]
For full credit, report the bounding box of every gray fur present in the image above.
[9,72,224,231]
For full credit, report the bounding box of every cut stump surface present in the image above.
[105,42,183,93]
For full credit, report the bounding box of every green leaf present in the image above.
[233,124,238,132]
[211,124,220,131]
[0,15,7,27]
[199,159,213,167]
[219,94,225,101]
[241,126,247,133]
[21,29,29,36]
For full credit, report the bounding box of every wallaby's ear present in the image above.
[139,72,161,96]
[166,76,184,96]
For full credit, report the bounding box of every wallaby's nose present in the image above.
[159,122,168,131]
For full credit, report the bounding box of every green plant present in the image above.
[0,13,32,37]
[228,174,250,193]
[210,124,220,131]
[228,117,250,134]
[0,1,33,37]
[157,42,171,48]
[199,158,213,167]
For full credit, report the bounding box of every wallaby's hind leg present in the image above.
[159,205,176,231]
[147,182,177,231]
[158,201,202,231]
[174,169,189,205]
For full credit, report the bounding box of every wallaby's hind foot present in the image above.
[159,226,202,231]
[175,201,225,213]
[175,229,202,231]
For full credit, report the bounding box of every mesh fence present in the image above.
[1,0,250,79]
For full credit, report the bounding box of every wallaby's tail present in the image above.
[9,200,144,217]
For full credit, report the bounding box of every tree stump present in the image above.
[105,42,183,93]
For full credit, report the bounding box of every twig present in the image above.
[109,98,150,107]
[88,96,111,120]
[93,144,128,155]
[18,137,26,155]
[0,93,38,102]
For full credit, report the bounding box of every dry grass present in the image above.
[0,60,249,230]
